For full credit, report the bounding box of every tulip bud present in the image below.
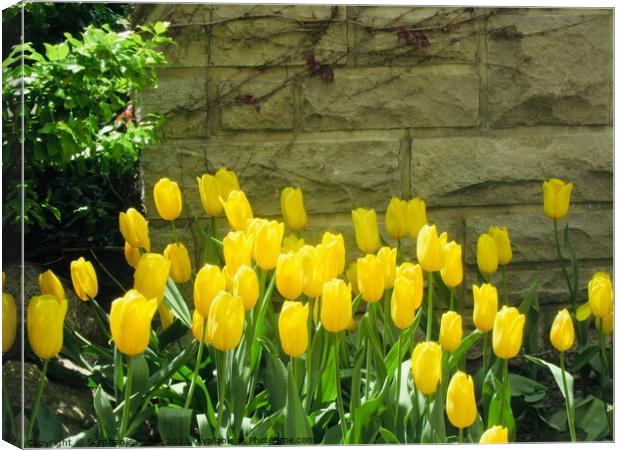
[70,257,98,301]
[276,251,303,300]
[550,309,575,352]
[479,426,508,443]
[282,234,305,253]
[119,207,150,250]
[223,231,251,275]
[192,310,209,344]
[321,279,352,333]
[207,291,245,351]
[299,246,323,299]
[153,177,182,221]
[488,226,512,266]
[197,174,223,216]
[110,289,157,356]
[439,311,463,352]
[215,166,240,201]
[194,264,226,318]
[158,303,174,329]
[134,253,171,304]
[416,224,447,272]
[543,178,573,220]
[3,292,17,353]
[391,267,423,330]
[279,301,309,357]
[588,272,613,319]
[440,241,463,288]
[221,190,253,231]
[124,242,142,268]
[253,220,284,270]
[357,254,385,303]
[493,306,526,359]
[473,283,498,333]
[477,233,498,275]
[233,265,260,311]
[27,295,68,359]
[411,341,442,395]
[385,197,408,240]
[351,208,381,254]
[376,247,397,289]
[407,197,428,239]
[164,242,192,284]
[596,312,613,336]
[446,371,477,429]
[281,187,308,230]
[39,269,65,300]
[322,232,345,276]
[347,261,359,295]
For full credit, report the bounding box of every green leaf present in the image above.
[525,355,574,407]
[284,363,313,440]
[32,405,63,444]
[508,373,546,403]
[153,21,170,35]
[196,413,213,443]
[245,408,284,441]
[379,426,399,443]
[124,405,156,437]
[129,354,149,400]
[574,395,611,440]
[351,378,389,443]
[448,329,483,371]
[158,406,193,446]
[147,342,196,391]
[163,278,192,329]
[262,338,288,411]
[56,424,98,447]
[93,385,116,439]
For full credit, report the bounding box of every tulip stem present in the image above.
[216,349,228,439]
[426,272,434,341]
[333,333,347,441]
[185,318,206,409]
[25,358,49,445]
[118,355,134,440]
[458,427,464,443]
[499,358,508,427]
[449,287,455,311]
[304,297,313,412]
[598,325,610,379]
[3,370,18,444]
[365,340,372,400]
[559,352,576,442]
[482,332,488,378]
[88,299,111,340]
[553,219,573,307]
[394,332,403,426]
[501,266,508,306]
[171,220,180,243]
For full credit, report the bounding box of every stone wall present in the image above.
[134,5,613,324]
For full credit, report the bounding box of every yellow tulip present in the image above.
[411,341,442,395]
[416,224,447,272]
[322,232,345,276]
[299,245,323,299]
[281,187,308,230]
[158,303,174,329]
[588,272,613,319]
[124,241,142,268]
[70,257,98,301]
[479,425,508,443]
[153,177,182,221]
[133,253,171,304]
[197,173,223,216]
[3,292,17,353]
[321,279,352,333]
[110,289,157,356]
[222,265,234,291]
[347,261,359,295]
[543,178,573,220]
[351,208,381,254]
[223,231,251,275]
[446,371,477,429]
[119,207,150,250]
[215,166,240,201]
[39,269,65,300]
[279,301,309,357]
[27,295,68,359]
[596,312,613,336]
[477,233,498,275]
[282,234,305,253]
[357,254,384,303]
[376,247,397,289]
[473,283,498,333]
[192,310,209,344]
[164,243,192,284]
[488,226,512,266]
[385,197,408,240]
[493,306,526,359]
[276,251,303,300]
[206,291,245,351]
[253,220,284,270]
[233,265,259,311]
[391,274,422,330]
[407,197,428,239]
[194,264,226,317]
[439,311,463,352]
[550,309,574,352]
[440,241,463,288]
[221,190,253,231]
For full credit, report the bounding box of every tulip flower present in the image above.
[2,292,17,353]
[299,245,323,299]
[282,234,305,253]
[279,301,309,357]
[391,274,422,330]
[124,241,142,268]
[215,166,240,201]
[473,283,498,333]
[440,241,463,288]
[493,306,526,359]
[197,174,223,216]
[357,254,384,303]
[321,279,352,333]
[322,232,345,275]
[479,426,508,443]
[543,178,573,220]
[477,233,498,275]
[39,269,65,301]
[550,309,575,352]
[192,310,209,344]
[439,311,463,352]
[411,341,442,395]
[194,264,226,318]
[588,272,613,319]
[276,251,303,300]
[407,197,428,239]
[109,289,157,355]
[347,261,359,295]
[376,246,397,289]
[207,291,245,351]
[416,224,447,272]
[223,231,251,275]
[164,242,192,284]
[119,207,150,250]
[70,257,98,301]
[233,265,260,311]
[158,303,174,329]
[153,177,182,221]
[351,208,381,254]
[385,197,408,240]
[221,190,253,231]
[280,187,308,230]
[221,265,234,291]
[394,263,423,309]
[446,371,477,431]
[488,226,512,266]
[133,253,171,305]
[253,220,285,270]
